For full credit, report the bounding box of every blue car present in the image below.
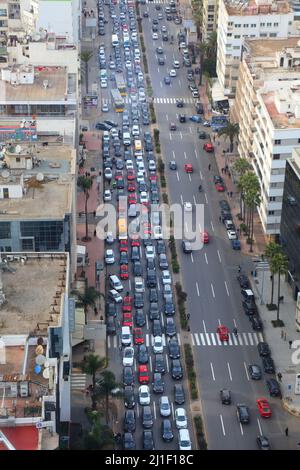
[164,76,171,85]
[231,239,241,250]
[189,115,202,123]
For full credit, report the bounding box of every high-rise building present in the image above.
[202,0,219,41]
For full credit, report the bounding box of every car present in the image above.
[171,359,183,379]
[149,288,158,303]
[161,270,171,285]
[169,160,177,170]
[184,163,193,173]
[134,327,144,345]
[147,258,156,271]
[104,168,113,180]
[153,336,163,354]
[189,115,202,123]
[122,312,133,327]
[159,396,171,417]
[169,122,177,131]
[123,432,136,450]
[164,76,171,85]
[96,121,111,131]
[124,385,135,409]
[256,398,272,418]
[158,253,168,270]
[164,295,175,316]
[203,120,211,127]
[145,245,155,259]
[242,299,257,315]
[203,142,214,152]
[191,89,199,98]
[119,240,128,253]
[165,317,176,337]
[105,249,115,264]
[201,231,209,244]
[147,269,157,288]
[108,289,122,303]
[138,365,150,384]
[123,347,134,367]
[123,366,134,386]
[124,409,136,432]
[237,404,250,424]
[237,274,250,289]
[106,302,117,318]
[158,57,165,65]
[152,372,164,393]
[250,314,263,331]
[154,354,165,374]
[220,389,231,405]
[152,32,158,39]
[120,251,129,265]
[227,230,237,240]
[106,232,114,244]
[132,261,143,277]
[175,408,187,429]
[257,342,271,357]
[138,344,149,364]
[131,246,140,262]
[257,435,270,450]
[156,46,163,54]
[161,419,174,442]
[216,182,225,192]
[106,316,116,335]
[134,293,144,309]
[122,296,133,313]
[241,288,255,301]
[103,189,112,202]
[143,10,149,17]
[168,337,181,359]
[266,379,281,397]
[169,69,177,77]
[142,405,153,429]
[182,240,192,253]
[173,60,180,69]
[262,356,275,374]
[198,131,207,139]
[176,98,184,108]
[139,384,150,405]
[174,384,185,405]
[249,364,262,380]
[143,430,155,450]
[217,325,229,342]
[195,102,204,114]
[231,239,241,250]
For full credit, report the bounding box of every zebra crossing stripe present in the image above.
[162,334,166,346]
[237,334,243,345]
[253,333,259,345]
[243,333,248,346]
[107,336,111,348]
[228,335,233,346]
[258,333,264,342]
[191,333,195,346]
[210,333,216,346]
[200,333,206,345]
[232,334,238,346]
[205,333,211,346]
[146,335,150,347]
[216,334,222,345]
[194,333,200,346]
[248,333,254,346]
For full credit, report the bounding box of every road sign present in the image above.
[36,421,53,429]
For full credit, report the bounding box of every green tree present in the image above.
[218,122,239,152]
[80,50,93,94]
[83,410,114,450]
[265,242,282,307]
[73,286,100,323]
[77,175,93,241]
[82,354,107,410]
[233,159,252,218]
[272,252,288,323]
[95,370,121,424]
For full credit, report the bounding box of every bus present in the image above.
[118,218,127,240]
[115,73,126,96]
[111,88,124,113]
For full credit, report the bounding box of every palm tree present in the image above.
[83,410,114,450]
[26,176,44,199]
[273,252,288,323]
[265,242,282,308]
[242,173,260,252]
[82,354,107,410]
[233,159,251,218]
[80,50,93,94]
[95,370,121,424]
[77,175,93,241]
[74,285,100,323]
[218,122,239,152]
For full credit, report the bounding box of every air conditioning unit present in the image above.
[19,381,29,397]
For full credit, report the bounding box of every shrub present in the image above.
[158,158,165,173]
[162,193,168,204]
[160,175,166,188]
[239,223,247,233]
[172,259,180,273]
[194,416,207,450]
[143,54,148,74]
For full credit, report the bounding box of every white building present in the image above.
[202,0,219,41]
[37,0,81,44]
[216,0,297,97]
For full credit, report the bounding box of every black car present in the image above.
[262,356,275,374]
[106,316,116,335]
[123,366,134,386]
[124,409,136,432]
[176,98,184,108]
[198,131,207,139]
[237,274,250,289]
[96,122,111,131]
[106,302,117,317]
[131,246,140,262]
[237,404,250,424]
[164,298,175,316]
[152,372,164,393]
[153,319,163,336]
[149,302,160,321]
[266,379,281,397]
[143,430,155,450]
[171,359,183,379]
[179,114,186,123]
[149,288,158,303]
[213,175,224,185]
[243,300,257,315]
[120,251,128,265]
[257,435,270,450]
[104,119,118,128]
[147,269,157,287]
[220,389,231,405]
[165,317,176,337]
[124,385,135,409]
[123,432,136,450]
[138,344,149,364]
[182,240,192,253]
[248,364,262,380]
[161,419,174,442]
[169,161,177,170]
[168,338,180,359]
[250,314,263,330]
[156,46,163,54]
[133,261,143,276]
[257,341,270,357]
[195,102,204,114]
[154,354,165,374]
[157,240,166,254]
[159,254,168,269]
[135,308,146,327]
[142,406,153,429]
[162,33,169,41]
[174,384,185,405]
[158,57,165,65]
[147,258,156,270]
[134,293,144,309]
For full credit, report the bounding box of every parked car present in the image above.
[174,384,185,405]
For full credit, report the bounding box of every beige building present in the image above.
[231,37,300,235]
[202,0,219,41]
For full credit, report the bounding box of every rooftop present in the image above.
[224,0,291,16]
[245,37,300,58]
[261,88,300,128]
[0,426,39,450]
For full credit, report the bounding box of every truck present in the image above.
[115,72,126,96]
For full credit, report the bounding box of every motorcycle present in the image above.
[198,185,202,192]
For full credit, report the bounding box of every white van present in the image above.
[109,274,123,292]
[128,204,137,218]
[112,34,119,47]
[178,429,192,451]
[121,326,132,346]
[134,277,145,293]
[123,131,131,146]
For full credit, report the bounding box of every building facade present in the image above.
[202,0,219,41]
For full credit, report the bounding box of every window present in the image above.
[267,22,272,27]
[260,33,267,38]
[298,138,300,144]
[208,5,214,11]
[260,23,265,27]
[269,33,277,38]
[227,33,232,37]
[20,220,65,251]
[275,139,281,145]
[251,24,256,28]
[0,222,11,239]
[234,24,241,28]
[234,35,241,38]
[273,154,280,160]
[208,15,214,20]
[16,157,20,162]
[243,24,249,28]
[268,211,274,215]
[274,22,279,27]
[270,197,276,202]
[228,22,234,26]
[233,45,240,49]
[21,238,34,250]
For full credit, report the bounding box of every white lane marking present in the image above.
[191,334,195,346]
[200,333,206,345]
[169,133,172,140]
[217,250,222,263]
[146,334,150,347]
[188,174,191,182]
[205,333,211,346]
[203,320,207,334]
[196,282,200,297]
[166,354,169,373]
[157,281,161,291]
[193,195,196,205]
[166,114,169,121]
[190,253,194,263]
[204,253,208,265]
[210,333,216,345]
[244,362,250,381]
[177,334,181,345]
[258,333,264,342]
[161,312,164,325]
[220,415,226,436]
[180,194,183,205]
[239,422,244,436]
[218,319,222,326]
[194,333,200,346]
[216,334,222,345]
[180,132,183,140]
[227,362,233,381]
[211,283,215,298]
[243,333,249,346]
[200,171,203,180]
[224,281,229,297]
[189,127,192,134]
[160,81,162,88]
[177,171,180,181]
[171,402,175,420]
[257,417,263,436]
[211,220,215,232]
[178,79,181,88]
[195,149,198,159]
[237,334,243,346]
[204,193,208,204]
[210,362,215,381]
[228,335,233,346]
[248,333,254,346]
[146,315,149,330]
[158,67,160,73]
[128,279,131,290]
[185,222,189,233]
[233,318,237,327]
[137,404,140,418]
[172,150,176,159]
[153,402,157,420]
[232,334,238,346]
[184,151,187,160]
[149,355,152,372]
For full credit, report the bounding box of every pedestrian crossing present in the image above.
[153,97,196,105]
[145,0,170,3]
[191,332,264,347]
[107,333,181,349]
[71,373,87,390]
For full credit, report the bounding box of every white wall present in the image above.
[36,117,76,140]
[37,0,79,43]
[0,184,23,199]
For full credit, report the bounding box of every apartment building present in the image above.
[232,37,300,235]
[216,0,296,97]
[37,0,81,44]
[202,0,219,41]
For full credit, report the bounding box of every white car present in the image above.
[169,69,177,77]
[173,60,180,69]
[161,270,171,285]
[140,191,148,204]
[110,128,118,139]
[109,289,122,303]
[227,230,237,240]
[132,125,140,137]
[153,225,163,239]
[126,160,134,170]
[125,60,132,68]
[184,202,192,212]
[137,161,145,173]
[100,79,108,88]
[103,131,110,143]
[104,189,112,201]
[106,232,114,244]
[137,72,144,82]
[152,32,159,40]
[102,102,110,112]
[163,284,172,295]
[104,168,112,180]
[138,90,146,102]
[159,396,171,417]
[148,160,156,171]
[105,249,115,265]
[137,171,145,183]
[109,60,116,69]
[153,335,163,354]
[178,429,191,451]
[123,347,134,367]
[145,245,155,259]
[139,385,151,405]
[175,408,188,429]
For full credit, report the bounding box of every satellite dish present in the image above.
[44,361,50,368]
[36,172,44,182]
[34,365,42,374]
[35,354,46,365]
[294,60,300,66]
[43,368,50,379]
[15,145,21,154]
[1,170,10,179]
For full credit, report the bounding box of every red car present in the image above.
[217,325,229,342]
[131,237,140,247]
[216,183,225,192]
[120,264,129,280]
[127,170,135,181]
[122,312,133,327]
[134,327,144,345]
[122,296,133,313]
[256,398,272,418]
[201,231,209,244]
[138,364,149,384]
[128,193,137,205]
[149,175,157,182]
[115,171,123,180]
[203,143,214,153]
[127,182,136,192]
[184,164,193,173]
[120,239,128,252]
